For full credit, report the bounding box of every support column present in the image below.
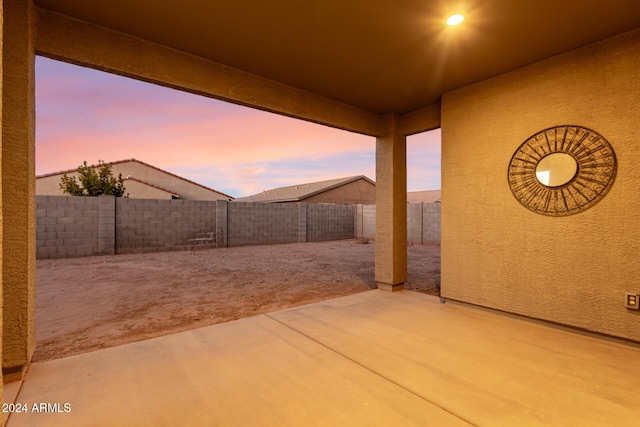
[2,0,36,381]
[375,113,407,291]
[0,0,4,400]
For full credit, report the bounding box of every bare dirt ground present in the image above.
[34,239,440,362]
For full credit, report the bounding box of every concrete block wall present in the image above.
[215,200,228,248]
[407,203,424,245]
[422,203,441,244]
[115,198,216,253]
[36,197,363,259]
[307,204,355,242]
[227,202,299,247]
[356,204,377,241]
[98,196,116,255]
[355,203,441,245]
[297,204,308,243]
[36,195,101,259]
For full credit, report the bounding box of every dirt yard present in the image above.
[34,239,440,362]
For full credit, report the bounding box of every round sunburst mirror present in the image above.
[507,125,616,216]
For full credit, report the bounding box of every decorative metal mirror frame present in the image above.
[507,125,617,216]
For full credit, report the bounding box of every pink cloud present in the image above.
[36,56,439,196]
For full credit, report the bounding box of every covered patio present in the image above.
[5,290,640,426]
[3,1,640,425]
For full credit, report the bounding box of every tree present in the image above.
[59,160,127,197]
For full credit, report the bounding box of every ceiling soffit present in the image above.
[34,0,640,114]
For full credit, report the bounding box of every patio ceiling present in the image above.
[34,0,640,115]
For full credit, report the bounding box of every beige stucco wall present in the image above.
[2,0,36,377]
[441,29,640,342]
[121,180,174,199]
[37,161,228,200]
[0,0,4,403]
[37,172,77,194]
[303,179,375,205]
[375,114,407,289]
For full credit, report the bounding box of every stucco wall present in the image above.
[36,161,228,200]
[2,0,36,378]
[441,29,640,342]
[303,179,376,205]
[120,179,174,199]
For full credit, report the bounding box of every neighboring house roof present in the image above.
[123,176,180,198]
[407,190,441,203]
[235,175,375,203]
[36,158,233,199]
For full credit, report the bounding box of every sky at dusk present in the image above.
[36,56,440,197]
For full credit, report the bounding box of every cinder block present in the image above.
[56,231,76,240]
[44,224,61,233]
[37,246,57,259]
[98,229,115,239]
[82,224,98,232]
[44,239,63,248]
[74,231,93,240]
[76,244,97,256]
[40,231,56,240]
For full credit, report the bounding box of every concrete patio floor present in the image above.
[5,290,640,426]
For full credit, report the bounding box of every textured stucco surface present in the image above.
[375,114,407,287]
[36,160,228,200]
[2,0,36,371]
[303,178,376,205]
[0,0,4,403]
[441,29,640,341]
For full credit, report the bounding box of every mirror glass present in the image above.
[535,153,577,187]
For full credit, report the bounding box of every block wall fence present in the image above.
[36,196,357,259]
[36,196,441,259]
[355,202,441,245]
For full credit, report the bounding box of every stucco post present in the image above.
[2,0,36,381]
[375,113,407,291]
[0,0,4,403]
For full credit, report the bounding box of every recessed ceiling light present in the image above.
[446,14,464,26]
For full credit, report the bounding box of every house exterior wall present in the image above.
[2,0,36,381]
[36,173,66,195]
[121,179,174,199]
[36,161,228,200]
[303,179,376,205]
[111,162,226,200]
[0,0,4,399]
[441,29,640,342]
